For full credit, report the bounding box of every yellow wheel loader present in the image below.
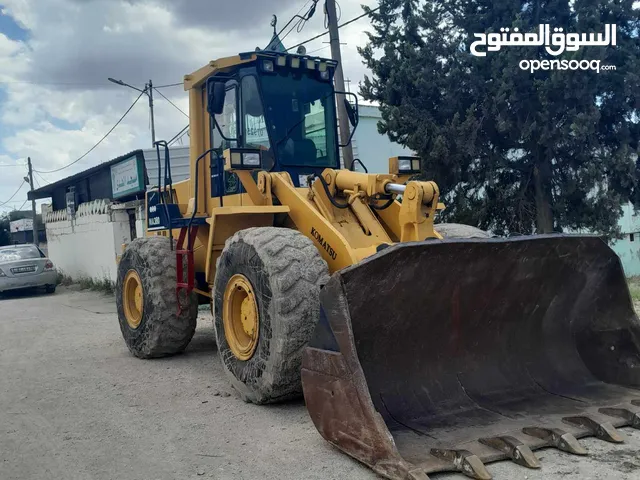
[115,50,640,479]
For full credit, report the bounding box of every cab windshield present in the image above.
[259,73,338,168]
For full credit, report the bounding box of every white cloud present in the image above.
[0,0,377,213]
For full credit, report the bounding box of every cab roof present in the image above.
[183,51,337,90]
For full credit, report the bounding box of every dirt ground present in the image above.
[1,287,640,480]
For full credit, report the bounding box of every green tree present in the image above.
[360,0,640,235]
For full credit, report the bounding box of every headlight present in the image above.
[319,70,330,80]
[395,156,422,174]
[0,269,5,277]
[243,153,261,166]
[398,159,412,172]
[262,59,274,73]
[224,148,263,170]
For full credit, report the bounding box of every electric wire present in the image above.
[34,171,48,187]
[0,183,25,206]
[34,90,145,174]
[153,87,189,118]
[168,125,190,146]
[278,0,318,45]
[324,0,341,29]
[14,198,28,211]
[153,82,183,89]
[287,5,381,52]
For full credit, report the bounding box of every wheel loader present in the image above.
[115,50,640,480]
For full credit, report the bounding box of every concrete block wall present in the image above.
[44,200,134,283]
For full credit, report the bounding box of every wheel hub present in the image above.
[223,274,259,361]
[123,270,144,329]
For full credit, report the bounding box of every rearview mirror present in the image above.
[207,81,227,115]
[336,91,359,147]
[344,98,358,127]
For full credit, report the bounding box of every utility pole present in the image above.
[326,0,354,170]
[26,157,37,245]
[147,79,156,147]
[107,77,156,147]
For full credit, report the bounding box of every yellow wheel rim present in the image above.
[223,274,259,361]
[123,270,144,329]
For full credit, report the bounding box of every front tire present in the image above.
[213,227,329,404]
[116,236,198,359]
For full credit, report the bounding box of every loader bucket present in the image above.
[301,234,640,480]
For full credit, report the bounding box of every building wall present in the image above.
[610,235,640,277]
[351,105,415,174]
[610,203,640,277]
[44,200,138,283]
[143,146,191,187]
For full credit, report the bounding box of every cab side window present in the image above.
[242,76,269,149]
[211,82,240,196]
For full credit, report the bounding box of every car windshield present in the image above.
[0,246,42,262]
[259,72,338,168]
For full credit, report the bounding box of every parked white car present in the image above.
[0,244,58,294]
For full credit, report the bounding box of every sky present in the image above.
[0,0,376,214]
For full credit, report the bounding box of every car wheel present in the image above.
[45,285,56,294]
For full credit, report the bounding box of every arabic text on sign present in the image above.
[470,24,617,57]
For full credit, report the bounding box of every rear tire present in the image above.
[116,236,198,359]
[435,223,492,238]
[213,227,329,404]
[45,285,56,294]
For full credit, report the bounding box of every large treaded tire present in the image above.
[116,236,198,359]
[435,223,492,238]
[213,227,330,404]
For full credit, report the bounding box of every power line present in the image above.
[287,5,380,52]
[0,80,184,89]
[34,171,48,187]
[15,199,29,211]
[324,0,342,29]
[168,125,190,146]
[0,80,112,87]
[34,90,146,174]
[0,183,25,206]
[154,82,183,89]
[306,45,330,55]
[276,0,317,45]
[153,88,189,118]
[0,162,27,168]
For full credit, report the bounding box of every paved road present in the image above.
[1,287,640,480]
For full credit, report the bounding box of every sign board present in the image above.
[66,191,76,218]
[111,155,145,199]
[10,218,33,233]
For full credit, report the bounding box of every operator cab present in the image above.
[207,51,358,188]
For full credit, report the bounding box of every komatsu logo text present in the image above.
[311,227,337,260]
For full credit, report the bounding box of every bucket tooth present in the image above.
[430,449,492,480]
[522,427,587,455]
[479,436,540,469]
[562,416,625,443]
[599,407,640,429]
